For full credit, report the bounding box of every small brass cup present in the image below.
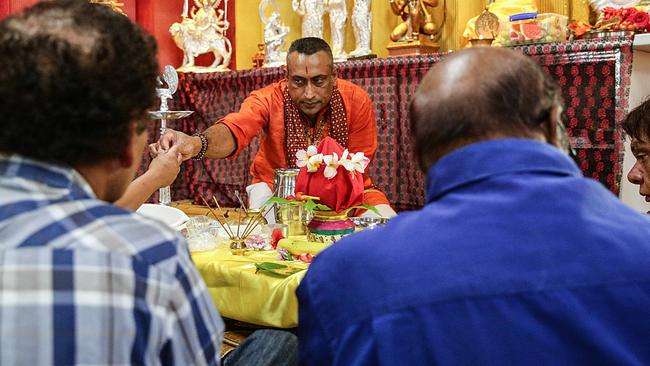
[230,239,248,255]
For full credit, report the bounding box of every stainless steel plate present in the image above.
[351,217,390,230]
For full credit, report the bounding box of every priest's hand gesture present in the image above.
[149,125,236,161]
[149,129,200,162]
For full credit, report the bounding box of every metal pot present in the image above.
[273,168,306,236]
[273,168,300,199]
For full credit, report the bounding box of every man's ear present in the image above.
[117,122,137,168]
[543,105,562,148]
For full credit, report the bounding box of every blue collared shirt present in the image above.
[0,155,224,365]
[298,139,650,365]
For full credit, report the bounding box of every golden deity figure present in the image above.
[389,0,440,42]
[170,0,232,72]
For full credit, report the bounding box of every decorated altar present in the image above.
[161,36,633,211]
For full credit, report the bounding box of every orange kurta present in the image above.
[218,79,390,207]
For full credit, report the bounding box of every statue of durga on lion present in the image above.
[170,0,232,72]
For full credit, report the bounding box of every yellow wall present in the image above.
[235,0,591,71]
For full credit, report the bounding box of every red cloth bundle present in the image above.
[295,137,364,212]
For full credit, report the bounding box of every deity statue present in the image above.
[349,0,372,58]
[325,0,348,61]
[389,0,440,42]
[292,0,325,38]
[170,0,232,72]
[260,0,290,68]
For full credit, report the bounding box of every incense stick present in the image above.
[201,197,233,239]
[236,206,242,239]
[241,204,275,239]
[201,196,236,239]
[203,194,280,242]
[235,191,248,239]
[234,190,248,215]
[211,195,238,239]
[240,188,280,238]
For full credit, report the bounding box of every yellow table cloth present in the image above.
[191,242,308,328]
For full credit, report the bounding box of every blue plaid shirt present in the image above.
[0,155,224,365]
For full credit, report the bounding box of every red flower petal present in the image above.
[634,12,649,29]
[271,228,285,250]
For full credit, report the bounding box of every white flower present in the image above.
[306,153,323,172]
[296,151,308,168]
[339,149,352,171]
[296,145,320,170]
[339,149,369,174]
[323,152,340,179]
[350,152,370,173]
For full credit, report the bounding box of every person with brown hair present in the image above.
[623,99,650,208]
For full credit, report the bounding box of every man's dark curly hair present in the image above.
[0,0,159,166]
[623,98,650,142]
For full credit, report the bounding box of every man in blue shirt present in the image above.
[297,47,650,365]
[0,1,296,365]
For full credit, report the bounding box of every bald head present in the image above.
[410,47,563,171]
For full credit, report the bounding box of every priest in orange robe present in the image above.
[151,37,396,217]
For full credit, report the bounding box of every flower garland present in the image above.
[295,145,370,179]
[571,6,650,36]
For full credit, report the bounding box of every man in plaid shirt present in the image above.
[0,1,228,364]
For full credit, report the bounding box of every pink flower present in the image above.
[298,253,314,263]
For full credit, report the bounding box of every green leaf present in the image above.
[279,250,294,261]
[313,203,331,211]
[305,201,332,215]
[255,262,287,271]
[345,204,381,216]
[254,262,304,277]
[304,200,316,213]
[263,197,293,206]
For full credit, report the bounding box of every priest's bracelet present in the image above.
[193,132,208,160]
